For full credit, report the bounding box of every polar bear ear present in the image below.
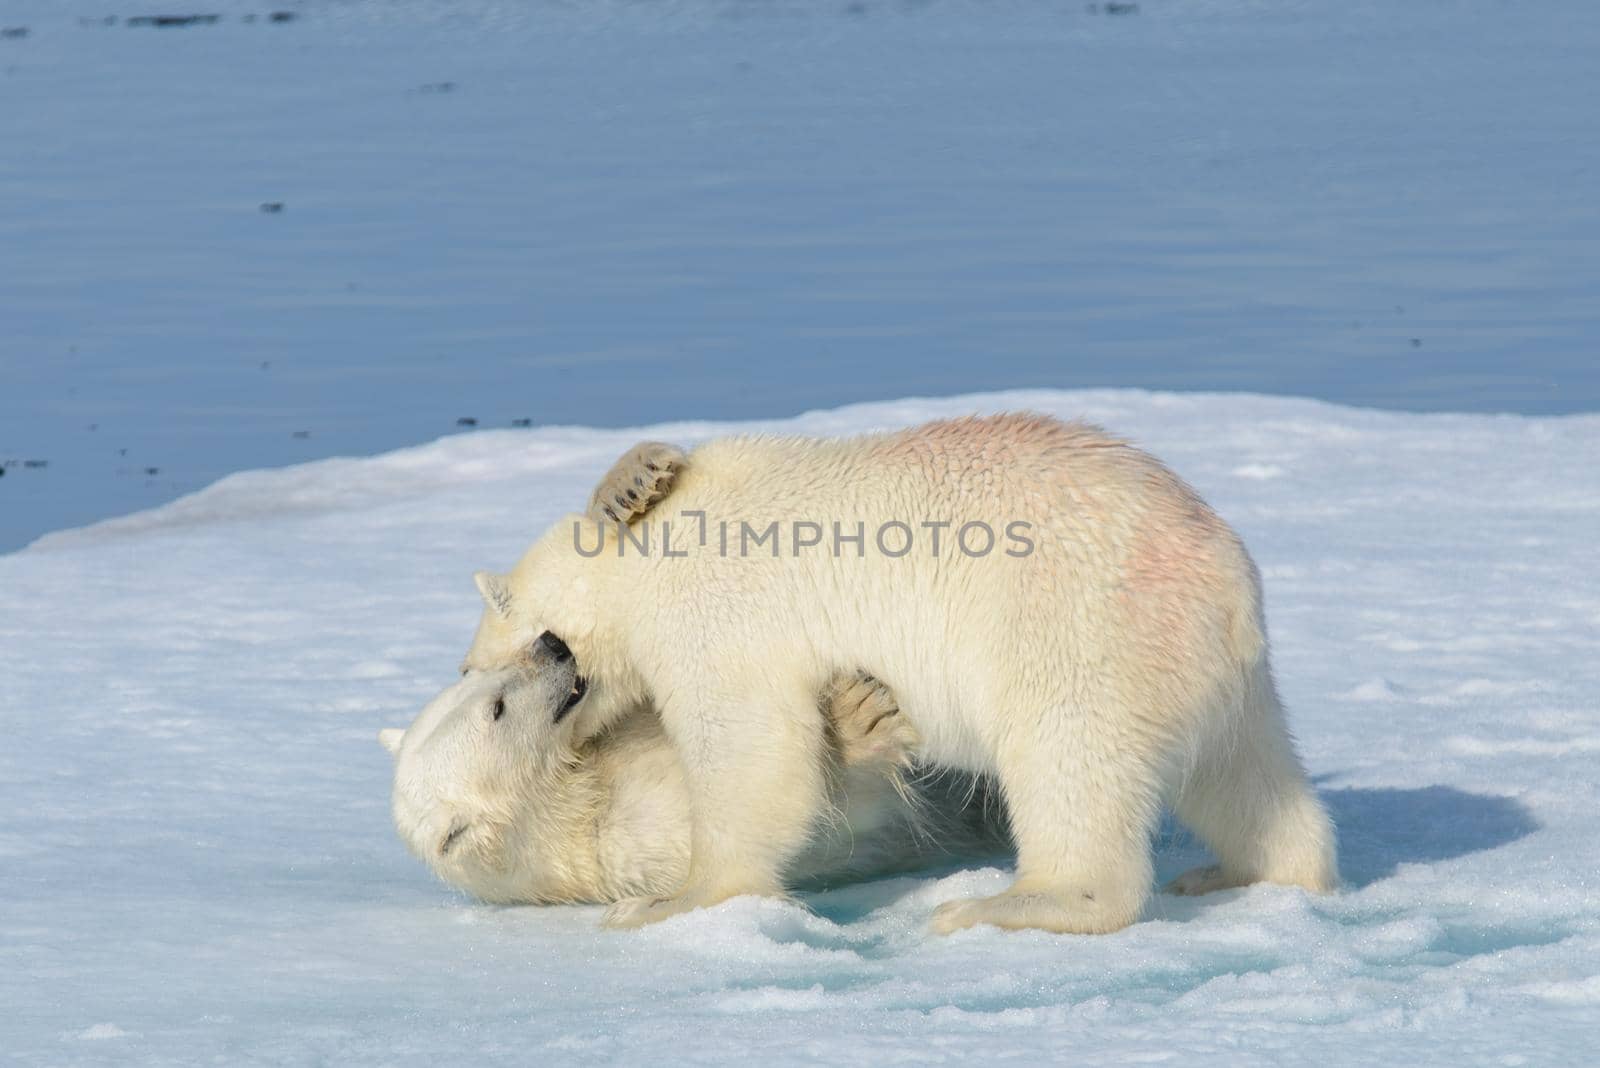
[378,728,405,757]
[474,571,513,619]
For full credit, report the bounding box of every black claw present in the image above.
[614,493,628,507]
[634,476,645,488]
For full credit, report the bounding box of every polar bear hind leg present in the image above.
[1166,662,1337,896]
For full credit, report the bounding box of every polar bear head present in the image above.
[379,623,604,904]
[461,524,647,734]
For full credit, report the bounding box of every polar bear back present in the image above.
[603,414,1264,773]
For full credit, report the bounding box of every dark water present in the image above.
[3,0,1598,553]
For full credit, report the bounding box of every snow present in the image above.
[4,389,1599,1064]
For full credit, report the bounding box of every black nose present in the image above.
[538,630,572,661]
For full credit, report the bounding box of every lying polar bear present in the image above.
[382,649,1005,904]
[453,415,1337,934]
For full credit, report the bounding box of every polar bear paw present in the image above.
[930,885,1141,936]
[601,894,689,929]
[602,885,768,929]
[826,672,921,771]
[587,441,686,525]
[1164,864,1248,896]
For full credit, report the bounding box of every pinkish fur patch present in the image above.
[872,413,1129,476]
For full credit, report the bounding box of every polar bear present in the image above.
[465,414,1338,934]
[381,652,1004,904]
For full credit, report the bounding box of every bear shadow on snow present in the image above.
[1311,782,1539,888]
[804,782,1538,923]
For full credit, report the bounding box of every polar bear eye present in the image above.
[492,696,506,721]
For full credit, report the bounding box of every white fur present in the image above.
[464,414,1337,933]
[383,660,1002,905]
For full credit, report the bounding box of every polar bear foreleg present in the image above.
[602,677,829,929]
[931,697,1162,936]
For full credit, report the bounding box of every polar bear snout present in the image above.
[521,636,587,723]
[538,630,573,663]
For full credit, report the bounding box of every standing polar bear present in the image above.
[465,414,1337,934]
